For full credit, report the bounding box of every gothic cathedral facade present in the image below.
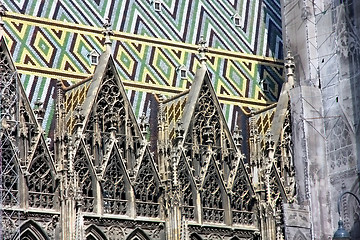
[0,16,299,238]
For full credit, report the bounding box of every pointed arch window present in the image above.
[178,158,195,220]
[134,154,160,218]
[201,163,224,223]
[85,225,107,240]
[74,146,95,212]
[27,144,56,209]
[1,138,19,207]
[230,165,255,226]
[13,220,50,240]
[126,229,151,240]
[102,148,127,215]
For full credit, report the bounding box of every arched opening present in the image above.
[74,143,96,212]
[293,230,307,240]
[126,228,150,240]
[27,143,57,209]
[1,137,20,207]
[85,225,107,240]
[12,220,49,240]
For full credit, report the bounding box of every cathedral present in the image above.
[1,0,360,239]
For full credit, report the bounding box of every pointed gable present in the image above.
[230,159,256,226]
[176,65,242,182]
[101,144,130,215]
[177,153,197,220]
[268,163,287,206]
[74,141,96,212]
[78,51,142,167]
[181,65,224,147]
[0,36,57,210]
[1,137,20,207]
[133,148,161,218]
[0,36,43,158]
[201,156,227,224]
[27,139,57,209]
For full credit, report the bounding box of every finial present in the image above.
[175,121,184,143]
[139,112,149,136]
[285,50,295,87]
[102,18,114,47]
[197,35,208,64]
[233,126,243,150]
[34,98,45,124]
[285,50,295,69]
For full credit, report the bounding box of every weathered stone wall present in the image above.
[282,0,360,239]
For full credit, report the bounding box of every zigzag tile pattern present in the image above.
[2,0,283,136]
[3,0,283,56]
[253,107,276,149]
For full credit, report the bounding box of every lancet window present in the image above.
[95,65,126,134]
[190,83,221,147]
[74,146,94,212]
[134,154,160,218]
[201,163,224,223]
[84,63,126,164]
[230,166,254,226]
[183,81,235,176]
[102,149,127,215]
[0,138,19,206]
[178,158,195,220]
[17,221,49,240]
[0,50,17,124]
[27,144,56,209]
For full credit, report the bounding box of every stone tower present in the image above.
[282,0,360,239]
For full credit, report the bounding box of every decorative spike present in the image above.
[197,35,208,64]
[139,112,149,136]
[233,126,243,150]
[34,98,45,125]
[102,18,114,48]
[285,50,295,87]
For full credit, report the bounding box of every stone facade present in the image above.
[0,19,297,239]
[282,0,360,239]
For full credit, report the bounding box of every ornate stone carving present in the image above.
[27,144,56,209]
[202,163,224,223]
[102,147,127,215]
[106,225,125,240]
[134,154,160,218]
[74,145,94,212]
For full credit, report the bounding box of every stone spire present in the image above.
[102,18,114,51]
[197,35,208,65]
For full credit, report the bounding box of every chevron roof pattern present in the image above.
[4,0,282,56]
[1,0,284,136]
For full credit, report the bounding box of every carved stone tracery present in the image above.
[102,147,127,215]
[201,163,224,223]
[134,154,160,218]
[231,165,254,226]
[27,144,56,209]
[1,138,19,207]
[178,157,195,220]
[74,145,95,212]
